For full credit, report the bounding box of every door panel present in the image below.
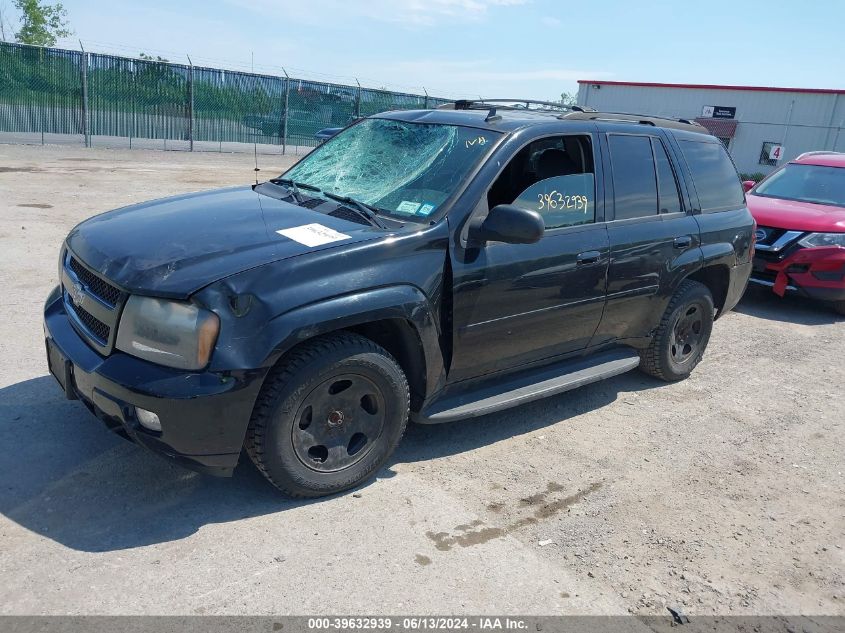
[450,224,610,381]
[592,215,700,345]
[448,130,609,383]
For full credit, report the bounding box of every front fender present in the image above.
[265,285,445,398]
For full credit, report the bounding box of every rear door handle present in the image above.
[576,250,601,265]
[673,235,693,249]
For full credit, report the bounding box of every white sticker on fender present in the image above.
[276,223,351,247]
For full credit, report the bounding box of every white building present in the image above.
[576,80,845,177]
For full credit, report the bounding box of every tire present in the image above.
[245,332,410,498]
[832,300,845,316]
[639,280,715,382]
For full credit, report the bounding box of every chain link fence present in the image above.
[0,41,450,154]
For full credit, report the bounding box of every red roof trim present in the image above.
[577,80,845,96]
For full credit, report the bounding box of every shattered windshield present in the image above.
[282,118,500,221]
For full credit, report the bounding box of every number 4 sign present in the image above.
[768,144,784,161]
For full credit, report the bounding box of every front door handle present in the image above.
[576,250,601,265]
[673,235,693,249]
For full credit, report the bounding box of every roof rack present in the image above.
[560,110,708,133]
[437,98,596,114]
[435,99,709,134]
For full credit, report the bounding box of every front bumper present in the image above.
[44,288,266,476]
[751,246,845,302]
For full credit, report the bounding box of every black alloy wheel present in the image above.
[245,332,409,497]
[669,303,705,366]
[291,373,386,473]
[639,280,715,381]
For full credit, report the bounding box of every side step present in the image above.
[417,348,640,424]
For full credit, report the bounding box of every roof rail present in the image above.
[560,110,708,133]
[438,98,596,114]
[435,100,709,134]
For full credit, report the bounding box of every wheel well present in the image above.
[686,265,730,316]
[266,319,428,412]
[346,319,427,410]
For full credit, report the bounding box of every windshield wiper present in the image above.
[269,177,322,204]
[322,192,388,229]
[266,179,388,229]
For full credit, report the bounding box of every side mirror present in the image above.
[742,180,756,193]
[472,204,545,245]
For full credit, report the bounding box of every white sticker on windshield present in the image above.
[396,200,421,214]
[276,223,350,247]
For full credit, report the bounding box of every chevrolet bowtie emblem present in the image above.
[68,281,86,308]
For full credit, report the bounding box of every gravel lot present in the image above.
[0,143,842,616]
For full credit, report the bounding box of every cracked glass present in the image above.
[283,118,500,221]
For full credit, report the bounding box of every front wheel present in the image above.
[639,280,715,382]
[245,332,409,497]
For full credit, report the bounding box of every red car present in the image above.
[745,151,845,315]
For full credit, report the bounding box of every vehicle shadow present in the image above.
[734,285,843,325]
[0,370,662,552]
[0,376,305,553]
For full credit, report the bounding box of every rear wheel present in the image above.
[639,280,715,382]
[245,332,409,497]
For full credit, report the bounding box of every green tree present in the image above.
[139,52,169,62]
[13,0,71,46]
[558,91,577,106]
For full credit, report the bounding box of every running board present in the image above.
[417,349,640,424]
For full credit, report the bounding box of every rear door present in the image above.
[590,129,702,346]
[670,136,753,265]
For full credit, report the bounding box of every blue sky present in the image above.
[4,0,843,99]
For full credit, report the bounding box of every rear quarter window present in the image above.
[678,140,744,212]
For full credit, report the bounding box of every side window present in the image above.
[487,135,596,230]
[652,138,682,214]
[678,140,745,212]
[608,134,658,220]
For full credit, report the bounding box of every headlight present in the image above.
[116,296,220,370]
[798,232,845,248]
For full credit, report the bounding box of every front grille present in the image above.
[751,268,778,284]
[755,249,784,263]
[754,227,805,260]
[68,256,122,306]
[756,226,787,247]
[72,302,111,342]
[62,250,124,353]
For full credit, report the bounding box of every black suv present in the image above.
[44,100,754,497]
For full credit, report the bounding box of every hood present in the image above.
[66,185,388,298]
[747,193,845,233]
